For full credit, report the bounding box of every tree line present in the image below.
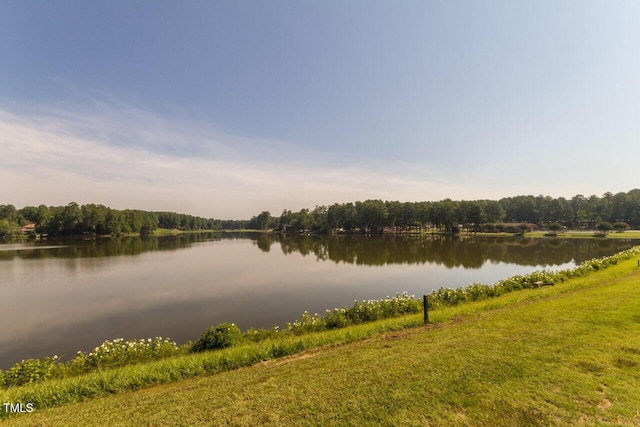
[253,189,640,234]
[1,189,639,239]
[0,203,220,238]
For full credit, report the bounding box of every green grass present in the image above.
[525,230,640,239]
[153,228,220,236]
[220,229,268,233]
[3,254,640,425]
[463,232,520,237]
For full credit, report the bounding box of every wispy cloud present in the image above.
[4,93,633,219]
[1,103,469,218]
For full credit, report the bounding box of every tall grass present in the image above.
[0,338,185,388]
[426,246,640,308]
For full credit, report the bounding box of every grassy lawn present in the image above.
[3,256,640,426]
[154,228,220,236]
[525,230,640,239]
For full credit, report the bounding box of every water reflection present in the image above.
[0,233,219,261]
[269,233,631,268]
[1,233,634,269]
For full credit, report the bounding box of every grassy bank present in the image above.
[3,250,640,425]
[153,228,220,236]
[525,230,640,239]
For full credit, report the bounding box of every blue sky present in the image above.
[1,1,639,218]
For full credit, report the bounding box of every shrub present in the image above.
[0,338,183,389]
[547,223,563,235]
[286,311,325,334]
[597,222,613,235]
[325,309,348,329]
[191,323,242,352]
[243,326,280,342]
[613,222,629,232]
[70,337,181,373]
[285,292,420,334]
[2,356,60,387]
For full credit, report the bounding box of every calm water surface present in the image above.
[1,233,637,369]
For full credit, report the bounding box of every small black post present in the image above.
[423,295,429,325]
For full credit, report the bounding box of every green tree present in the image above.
[416,202,432,231]
[547,222,563,236]
[597,192,614,223]
[0,219,15,239]
[400,202,418,231]
[43,203,83,235]
[326,204,341,231]
[500,195,540,224]
[596,221,612,236]
[18,204,51,229]
[430,199,458,233]
[613,222,629,233]
[62,202,83,235]
[278,209,292,232]
[385,201,403,231]
[255,211,272,230]
[18,206,39,225]
[355,200,388,233]
[81,204,107,235]
[611,192,629,224]
[625,189,640,227]
[327,203,357,233]
[540,196,573,225]
[104,209,125,236]
[481,200,505,224]
[460,201,486,232]
[338,203,358,232]
[0,205,18,224]
[311,205,330,233]
[139,212,157,235]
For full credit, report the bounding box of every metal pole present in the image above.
[423,295,429,325]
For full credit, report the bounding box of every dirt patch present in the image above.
[263,351,318,368]
[598,398,613,410]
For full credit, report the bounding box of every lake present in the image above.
[1,233,638,369]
